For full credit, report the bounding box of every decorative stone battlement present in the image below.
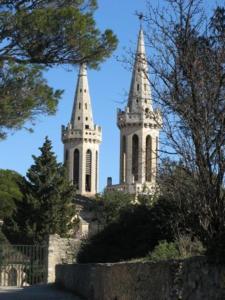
[117,108,162,129]
[61,124,102,143]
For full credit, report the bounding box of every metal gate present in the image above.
[0,244,47,287]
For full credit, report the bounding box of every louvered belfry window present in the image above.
[132,134,139,182]
[121,135,126,183]
[73,149,79,189]
[146,135,152,182]
[86,149,92,192]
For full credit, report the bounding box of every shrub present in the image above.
[146,235,205,262]
[77,194,199,263]
[77,205,161,263]
[147,241,180,262]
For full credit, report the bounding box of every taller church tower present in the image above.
[62,64,102,197]
[107,28,162,195]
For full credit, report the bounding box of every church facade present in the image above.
[62,28,162,197]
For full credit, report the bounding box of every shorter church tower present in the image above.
[62,64,102,197]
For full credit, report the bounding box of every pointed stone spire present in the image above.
[62,63,102,197]
[128,28,153,112]
[71,63,94,130]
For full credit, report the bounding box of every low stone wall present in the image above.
[55,257,225,300]
[47,234,80,283]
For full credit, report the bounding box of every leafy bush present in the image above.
[146,236,205,262]
[78,205,154,263]
[77,203,176,263]
[147,241,180,262]
[77,186,202,264]
[93,191,134,226]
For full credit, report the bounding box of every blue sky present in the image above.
[0,0,222,192]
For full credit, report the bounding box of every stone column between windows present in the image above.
[126,134,133,185]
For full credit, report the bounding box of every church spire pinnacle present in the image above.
[127,27,153,112]
[71,63,94,130]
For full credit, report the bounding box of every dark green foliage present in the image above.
[77,161,204,263]
[146,236,204,262]
[77,205,153,263]
[0,0,118,138]
[147,241,180,262]
[0,169,23,219]
[3,137,76,244]
[0,0,117,66]
[77,158,209,263]
[0,62,62,139]
[93,191,134,226]
[77,202,177,263]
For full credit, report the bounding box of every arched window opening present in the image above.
[96,151,98,192]
[73,149,79,189]
[8,268,17,286]
[132,134,139,181]
[86,149,92,192]
[121,136,126,183]
[65,149,69,162]
[146,135,152,182]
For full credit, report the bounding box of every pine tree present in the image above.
[3,137,76,244]
[0,1,118,139]
[0,169,23,220]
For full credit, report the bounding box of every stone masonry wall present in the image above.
[55,257,225,300]
[47,234,80,283]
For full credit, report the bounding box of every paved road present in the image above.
[0,284,82,300]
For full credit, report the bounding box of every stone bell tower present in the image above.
[107,28,162,195]
[62,64,102,197]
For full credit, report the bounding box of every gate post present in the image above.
[46,234,80,283]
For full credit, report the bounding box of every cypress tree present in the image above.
[4,137,76,244]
